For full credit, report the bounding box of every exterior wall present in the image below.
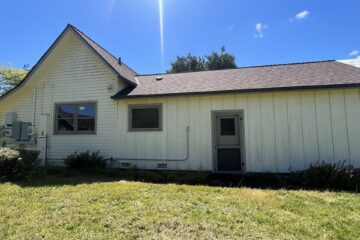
[0,32,122,165]
[115,89,360,172]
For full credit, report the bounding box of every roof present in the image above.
[112,60,360,98]
[0,24,137,101]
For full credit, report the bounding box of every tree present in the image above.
[206,46,237,70]
[167,46,237,73]
[0,64,30,95]
[168,54,205,73]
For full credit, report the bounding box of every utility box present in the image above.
[12,122,30,141]
[5,112,17,126]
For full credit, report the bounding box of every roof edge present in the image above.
[111,83,360,99]
[136,60,335,77]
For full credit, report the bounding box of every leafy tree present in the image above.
[168,54,205,73]
[206,46,237,70]
[168,46,237,73]
[0,64,30,95]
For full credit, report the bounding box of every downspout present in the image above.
[114,126,190,161]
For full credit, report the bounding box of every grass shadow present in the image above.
[5,167,359,193]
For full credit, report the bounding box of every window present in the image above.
[220,118,235,136]
[129,104,162,131]
[55,102,96,134]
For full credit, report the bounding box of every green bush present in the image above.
[0,148,40,181]
[291,161,360,191]
[64,151,106,171]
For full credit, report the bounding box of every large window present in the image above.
[129,104,162,131]
[55,102,96,134]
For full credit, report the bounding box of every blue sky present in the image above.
[1,0,359,74]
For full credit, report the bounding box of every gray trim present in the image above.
[53,101,97,135]
[211,110,245,173]
[128,103,163,131]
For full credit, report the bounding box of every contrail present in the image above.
[158,0,164,71]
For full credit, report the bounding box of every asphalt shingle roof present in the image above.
[112,60,360,98]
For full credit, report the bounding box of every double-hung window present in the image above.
[55,102,96,134]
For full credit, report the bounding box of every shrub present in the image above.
[291,160,360,191]
[0,148,40,181]
[64,151,106,171]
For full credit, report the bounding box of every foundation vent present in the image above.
[120,162,131,169]
[157,163,167,169]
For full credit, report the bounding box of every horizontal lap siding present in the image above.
[116,89,360,172]
[36,35,118,162]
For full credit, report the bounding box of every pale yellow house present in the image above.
[1,24,360,173]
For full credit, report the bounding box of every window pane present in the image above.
[58,119,74,131]
[78,118,95,131]
[132,107,160,129]
[220,118,235,135]
[77,104,96,118]
[57,104,74,119]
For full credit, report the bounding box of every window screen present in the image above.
[129,104,162,130]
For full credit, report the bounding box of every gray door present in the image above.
[215,114,242,172]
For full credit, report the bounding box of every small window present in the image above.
[55,102,96,134]
[129,104,162,131]
[220,118,235,136]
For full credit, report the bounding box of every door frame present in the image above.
[211,110,246,174]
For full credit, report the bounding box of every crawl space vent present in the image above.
[120,162,131,169]
[157,163,167,169]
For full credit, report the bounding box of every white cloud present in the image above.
[290,10,310,22]
[254,23,267,38]
[357,55,360,59]
[349,50,359,57]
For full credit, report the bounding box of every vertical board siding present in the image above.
[115,89,360,172]
[246,94,263,172]
[344,89,360,166]
[260,94,277,172]
[329,90,350,163]
[273,93,291,172]
[315,91,335,163]
[287,93,305,171]
[300,92,319,167]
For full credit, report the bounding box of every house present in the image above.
[1,24,360,173]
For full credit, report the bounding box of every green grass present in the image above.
[0,176,359,240]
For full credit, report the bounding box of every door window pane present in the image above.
[220,118,235,135]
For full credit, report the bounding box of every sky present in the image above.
[1,0,360,74]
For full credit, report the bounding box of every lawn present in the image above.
[0,177,359,240]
